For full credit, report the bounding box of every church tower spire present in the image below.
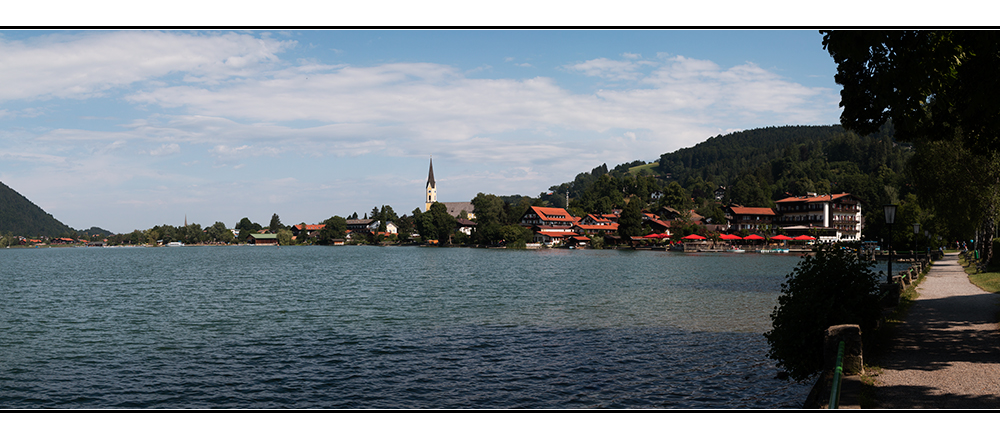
[425,156,437,212]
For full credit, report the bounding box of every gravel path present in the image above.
[872,253,1000,408]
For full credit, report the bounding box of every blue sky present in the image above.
[0,29,844,233]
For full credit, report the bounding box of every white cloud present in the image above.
[149,143,180,156]
[564,57,649,81]
[30,51,836,167]
[0,31,294,101]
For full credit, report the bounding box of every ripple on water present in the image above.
[0,246,810,408]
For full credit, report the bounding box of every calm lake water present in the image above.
[0,246,812,409]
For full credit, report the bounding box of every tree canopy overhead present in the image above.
[822,30,1000,154]
[824,30,1000,260]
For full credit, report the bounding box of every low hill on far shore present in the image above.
[0,180,73,237]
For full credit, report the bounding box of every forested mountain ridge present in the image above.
[541,124,911,225]
[0,181,73,237]
[657,124,910,208]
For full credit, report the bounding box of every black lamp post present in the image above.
[884,204,897,285]
[913,223,920,259]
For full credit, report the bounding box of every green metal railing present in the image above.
[828,340,845,409]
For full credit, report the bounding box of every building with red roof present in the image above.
[727,206,777,232]
[774,193,862,241]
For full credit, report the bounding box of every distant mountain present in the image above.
[78,226,114,237]
[655,124,910,208]
[0,181,73,237]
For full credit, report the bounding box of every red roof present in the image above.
[526,206,577,222]
[775,193,854,204]
[574,223,618,232]
[729,207,776,216]
[536,231,578,238]
[581,214,613,225]
[292,224,325,231]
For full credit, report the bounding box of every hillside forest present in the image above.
[530,124,926,247]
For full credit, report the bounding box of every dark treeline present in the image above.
[105,207,419,247]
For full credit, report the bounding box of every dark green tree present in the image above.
[471,193,510,246]
[207,221,233,243]
[395,214,415,242]
[618,199,643,239]
[417,202,457,245]
[822,31,1000,154]
[235,217,262,243]
[377,205,398,232]
[317,216,347,244]
[268,213,283,233]
[764,244,883,381]
[657,181,690,210]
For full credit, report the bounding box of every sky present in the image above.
[0,29,845,233]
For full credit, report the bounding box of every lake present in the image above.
[0,245,812,409]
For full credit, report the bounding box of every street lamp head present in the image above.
[883,204,897,225]
[913,223,920,234]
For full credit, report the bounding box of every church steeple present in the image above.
[425,156,437,212]
[427,156,436,189]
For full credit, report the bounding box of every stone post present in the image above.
[824,324,863,375]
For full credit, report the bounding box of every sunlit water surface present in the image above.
[0,246,812,408]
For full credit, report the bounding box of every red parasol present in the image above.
[793,235,816,241]
[770,235,793,240]
[743,234,764,240]
[681,234,707,240]
[720,234,743,240]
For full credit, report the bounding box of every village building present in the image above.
[247,233,279,245]
[520,206,577,232]
[774,193,862,241]
[346,218,379,232]
[574,214,619,235]
[518,206,580,246]
[642,213,672,235]
[714,186,727,201]
[456,218,477,236]
[291,224,324,237]
[727,206,778,231]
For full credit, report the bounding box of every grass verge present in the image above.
[960,258,1000,293]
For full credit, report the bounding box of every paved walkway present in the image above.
[872,253,1000,408]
